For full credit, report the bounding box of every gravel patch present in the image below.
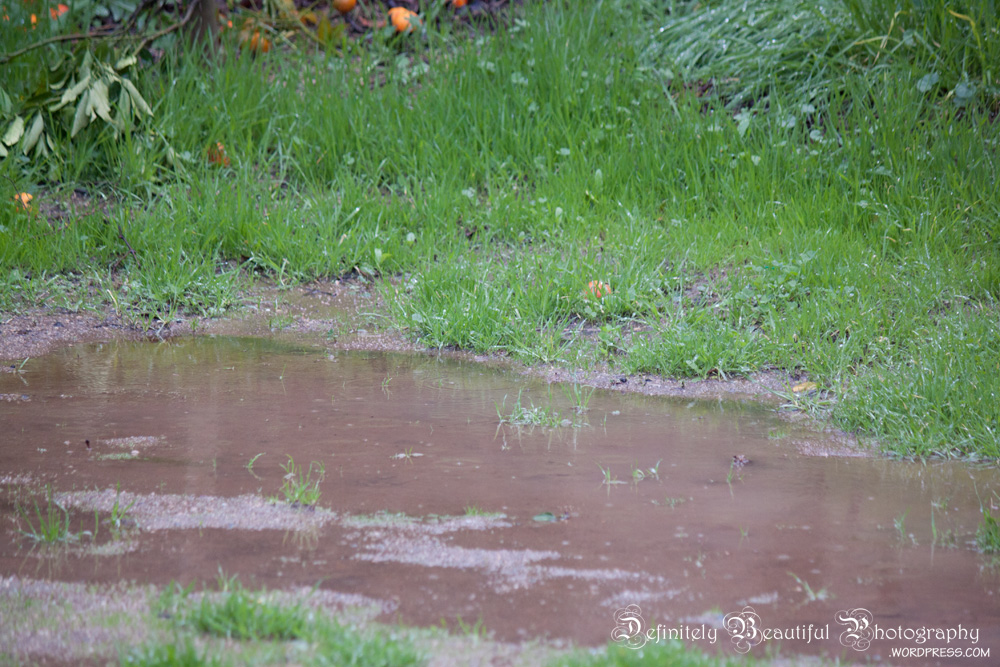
[0,575,159,664]
[56,489,336,532]
[346,513,670,597]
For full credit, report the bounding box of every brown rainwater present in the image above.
[1,337,998,663]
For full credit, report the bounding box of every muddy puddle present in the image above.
[1,337,998,663]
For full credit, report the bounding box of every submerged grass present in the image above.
[16,485,87,545]
[1,0,998,459]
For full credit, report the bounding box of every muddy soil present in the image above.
[1,280,822,406]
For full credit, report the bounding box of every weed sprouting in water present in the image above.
[977,493,1000,554]
[495,389,562,428]
[452,615,488,639]
[598,464,625,487]
[278,456,325,507]
[977,512,1000,554]
[246,452,264,479]
[16,485,78,545]
[788,571,831,603]
[631,464,646,484]
[108,483,137,538]
[563,383,595,414]
[726,461,739,486]
[894,509,909,543]
[653,496,687,509]
[631,459,662,484]
[463,505,505,519]
[598,464,614,485]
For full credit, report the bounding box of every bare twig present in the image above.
[0,25,117,64]
[0,1,196,65]
[112,221,141,270]
[136,1,200,54]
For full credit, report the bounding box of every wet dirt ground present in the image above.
[2,331,999,665]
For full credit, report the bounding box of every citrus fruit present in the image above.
[388,7,420,33]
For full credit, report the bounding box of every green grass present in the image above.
[496,389,564,427]
[1,0,998,459]
[160,576,311,641]
[121,638,225,667]
[553,640,750,667]
[16,485,84,545]
[151,574,422,666]
[277,455,325,507]
[977,491,1000,554]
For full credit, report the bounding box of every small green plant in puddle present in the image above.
[631,460,662,484]
[788,572,831,603]
[17,485,79,544]
[496,390,562,428]
[108,483,137,538]
[598,464,626,487]
[245,453,264,479]
[562,383,595,414]
[463,505,504,519]
[894,509,910,544]
[977,508,1000,554]
[653,496,687,509]
[278,456,325,507]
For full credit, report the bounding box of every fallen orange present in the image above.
[452,0,468,6]
[207,143,230,167]
[388,7,420,33]
[14,192,33,210]
[333,0,356,13]
[585,281,612,299]
[248,31,272,53]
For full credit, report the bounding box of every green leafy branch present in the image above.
[1,50,153,160]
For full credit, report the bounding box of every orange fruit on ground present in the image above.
[388,7,420,33]
[333,0,356,13]
[14,192,33,210]
[249,31,272,53]
[207,143,230,168]
[585,281,612,299]
[452,0,468,7]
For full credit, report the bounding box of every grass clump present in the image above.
[161,577,311,642]
[977,492,1000,554]
[153,574,422,666]
[121,638,224,667]
[278,456,325,507]
[496,390,564,428]
[553,639,747,667]
[16,485,86,545]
